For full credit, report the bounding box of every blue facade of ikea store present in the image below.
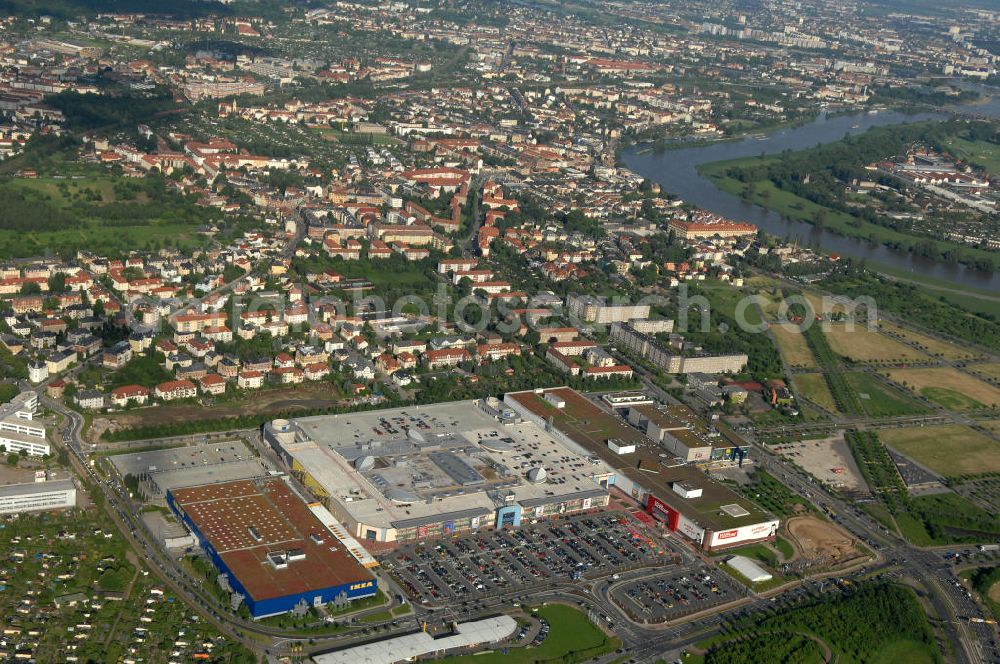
[167,490,378,619]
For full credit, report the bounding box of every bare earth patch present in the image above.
[772,434,867,492]
[785,516,858,563]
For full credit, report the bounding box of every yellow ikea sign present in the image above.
[349,580,374,591]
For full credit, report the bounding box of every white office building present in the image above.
[0,479,76,514]
[0,391,50,456]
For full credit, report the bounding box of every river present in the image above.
[621,96,1000,291]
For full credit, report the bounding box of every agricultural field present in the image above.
[878,321,983,361]
[844,372,929,417]
[886,367,1000,410]
[879,425,1000,478]
[823,324,927,364]
[771,325,817,368]
[792,373,838,413]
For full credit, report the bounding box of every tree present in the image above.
[48,273,68,293]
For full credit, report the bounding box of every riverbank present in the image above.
[697,150,997,271]
[622,98,961,157]
[622,112,822,155]
[622,106,1000,292]
[697,155,1000,316]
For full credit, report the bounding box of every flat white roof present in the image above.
[0,478,75,498]
[279,401,614,531]
[312,615,518,664]
[726,555,773,583]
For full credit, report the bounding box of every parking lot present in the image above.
[383,511,676,606]
[610,569,741,623]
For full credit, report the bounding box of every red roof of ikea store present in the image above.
[171,478,372,602]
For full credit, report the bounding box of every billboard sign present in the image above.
[709,520,780,548]
[646,494,680,530]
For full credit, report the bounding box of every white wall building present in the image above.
[0,479,76,514]
[0,391,49,456]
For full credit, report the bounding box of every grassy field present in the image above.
[823,324,927,364]
[878,321,982,361]
[886,367,1000,410]
[744,276,786,318]
[773,537,795,560]
[719,542,782,568]
[879,425,1000,477]
[793,372,838,413]
[979,420,1000,435]
[0,221,207,259]
[894,511,936,547]
[803,292,834,316]
[771,325,817,368]
[434,605,619,664]
[0,173,215,258]
[942,135,1000,176]
[969,363,1000,383]
[872,641,938,664]
[698,279,765,327]
[844,372,929,417]
[901,492,1000,546]
[293,254,442,295]
[311,126,401,145]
